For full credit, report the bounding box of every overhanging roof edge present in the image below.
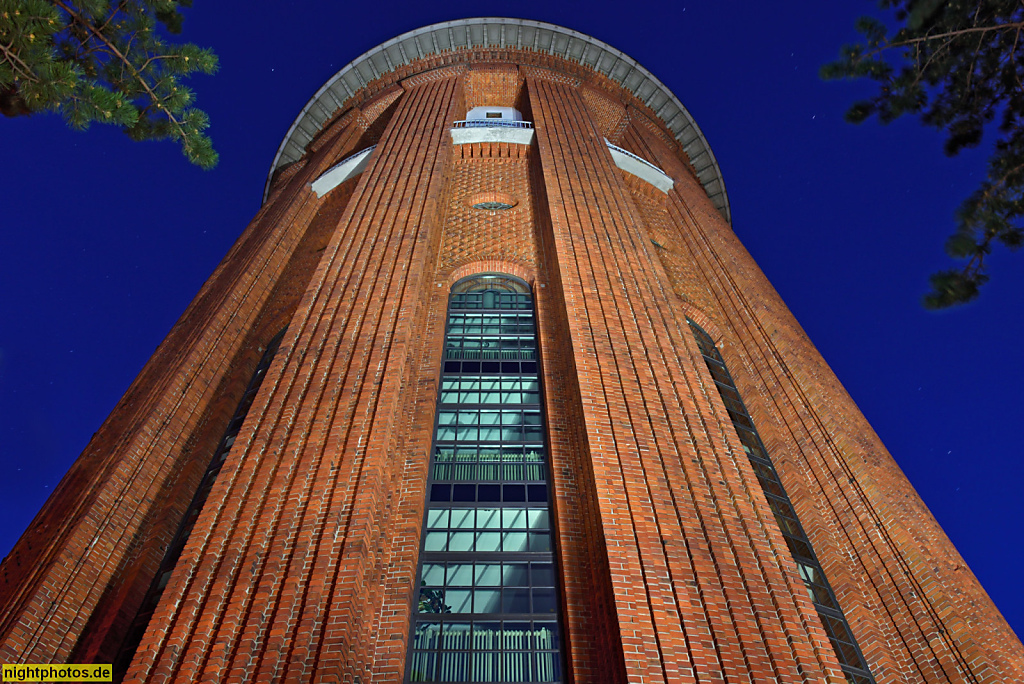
[262,17,730,224]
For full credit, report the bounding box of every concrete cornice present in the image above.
[265,17,730,224]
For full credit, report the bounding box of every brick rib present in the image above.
[554,80,820,683]
[123,108,411,683]
[531,77,675,683]
[615,124,839,682]
[529,153,628,683]
[1,119,366,665]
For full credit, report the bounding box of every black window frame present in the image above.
[405,275,567,684]
[688,320,875,684]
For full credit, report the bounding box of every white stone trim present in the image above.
[309,146,376,197]
[605,141,674,193]
[450,127,535,146]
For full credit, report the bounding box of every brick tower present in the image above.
[2,18,1021,684]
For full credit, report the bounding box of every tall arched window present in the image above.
[405,275,565,683]
[688,320,875,684]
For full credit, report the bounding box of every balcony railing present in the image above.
[452,119,534,129]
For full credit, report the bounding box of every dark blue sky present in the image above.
[2,1,1021,641]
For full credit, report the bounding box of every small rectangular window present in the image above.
[486,112,502,118]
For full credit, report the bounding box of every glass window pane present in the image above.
[502,589,531,613]
[422,563,445,586]
[533,588,557,613]
[450,509,474,529]
[502,563,529,586]
[503,508,528,529]
[447,564,473,586]
[418,588,449,614]
[476,564,502,586]
[531,563,555,587]
[427,510,449,529]
[528,484,548,502]
[477,532,501,552]
[529,532,551,552]
[477,508,501,529]
[503,485,526,502]
[502,532,528,552]
[449,532,474,552]
[452,484,475,502]
[446,590,472,613]
[424,532,447,552]
[474,589,501,613]
[784,535,814,561]
[528,510,549,530]
[478,484,501,502]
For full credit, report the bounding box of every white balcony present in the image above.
[450,120,535,146]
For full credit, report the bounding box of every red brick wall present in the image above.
[529,75,846,683]
[0,91,396,667]
[624,116,1024,681]
[4,45,1021,684]
[464,64,523,109]
[122,75,461,684]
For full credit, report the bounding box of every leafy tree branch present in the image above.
[823,0,1024,308]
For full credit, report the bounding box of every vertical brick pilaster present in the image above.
[122,76,458,684]
[629,116,1024,683]
[0,114,371,667]
[529,75,843,684]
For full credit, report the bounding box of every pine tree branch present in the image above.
[0,40,40,82]
[964,31,986,94]
[1011,27,1023,92]
[907,37,953,94]
[137,54,180,71]
[863,21,1024,60]
[52,0,184,133]
[95,1,123,34]
[956,158,1024,281]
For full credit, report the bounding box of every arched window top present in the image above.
[687,318,724,366]
[450,274,532,310]
[452,273,530,294]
